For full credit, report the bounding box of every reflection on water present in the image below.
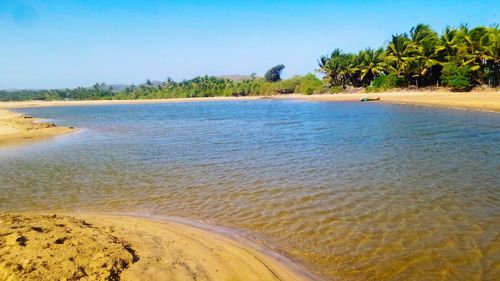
[1,101,499,280]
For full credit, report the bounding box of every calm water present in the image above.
[1,101,499,280]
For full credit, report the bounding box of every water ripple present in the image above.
[0,101,499,280]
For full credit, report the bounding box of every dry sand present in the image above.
[0,89,499,112]
[0,109,74,147]
[0,214,135,281]
[0,213,317,281]
[289,89,500,112]
[0,96,265,109]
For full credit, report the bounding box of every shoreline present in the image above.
[0,212,320,281]
[0,109,75,147]
[284,90,500,113]
[0,89,498,112]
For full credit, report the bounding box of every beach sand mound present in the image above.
[0,111,56,131]
[0,214,137,281]
[0,109,74,147]
[0,214,316,281]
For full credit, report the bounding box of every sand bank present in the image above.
[288,89,500,112]
[0,213,318,281]
[0,109,74,147]
[0,96,265,109]
[0,90,499,112]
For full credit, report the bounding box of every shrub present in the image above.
[329,86,344,93]
[441,62,472,91]
[276,77,300,94]
[273,74,323,95]
[297,74,323,95]
[256,80,276,95]
[370,74,405,91]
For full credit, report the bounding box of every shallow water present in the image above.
[1,101,499,280]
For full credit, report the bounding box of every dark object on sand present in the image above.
[360,97,380,102]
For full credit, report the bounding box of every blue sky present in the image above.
[0,0,498,89]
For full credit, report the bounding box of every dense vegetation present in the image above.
[319,24,500,91]
[0,73,323,101]
[0,83,116,101]
[1,24,498,101]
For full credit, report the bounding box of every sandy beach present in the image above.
[294,89,500,112]
[0,96,265,108]
[0,109,74,147]
[0,213,317,281]
[0,89,499,112]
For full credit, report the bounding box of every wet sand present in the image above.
[0,89,499,112]
[0,109,74,147]
[0,213,317,281]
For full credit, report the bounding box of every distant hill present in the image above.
[217,75,254,82]
[109,81,160,91]
[108,84,130,91]
[145,80,163,86]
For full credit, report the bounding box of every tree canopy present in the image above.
[318,24,500,91]
[0,74,323,101]
[264,64,285,82]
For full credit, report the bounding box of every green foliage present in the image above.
[264,64,285,82]
[318,49,359,88]
[319,24,500,90]
[273,74,323,95]
[297,74,323,95]
[329,86,344,94]
[369,74,405,91]
[386,34,413,75]
[275,76,299,94]
[441,62,472,91]
[0,83,116,101]
[0,74,327,101]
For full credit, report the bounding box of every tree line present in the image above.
[318,24,500,91]
[1,23,498,101]
[0,69,323,101]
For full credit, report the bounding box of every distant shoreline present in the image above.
[296,90,500,113]
[1,89,499,112]
[1,89,498,146]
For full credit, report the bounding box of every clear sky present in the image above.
[0,0,498,89]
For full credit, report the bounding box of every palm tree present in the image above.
[358,48,387,85]
[318,23,499,91]
[436,26,459,62]
[409,39,441,87]
[406,25,441,86]
[485,26,500,85]
[339,54,360,87]
[318,49,342,85]
[410,24,439,45]
[386,34,413,77]
[456,26,495,83]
